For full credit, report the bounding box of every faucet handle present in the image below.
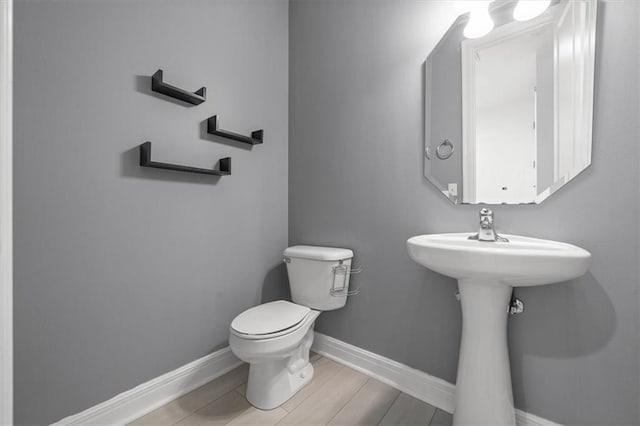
[479,208,493,217]
[479,208,493,227]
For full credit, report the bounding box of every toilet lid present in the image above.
[231,301,311,336]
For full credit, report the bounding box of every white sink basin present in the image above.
[407,233,591,286]
[407,233,591,426]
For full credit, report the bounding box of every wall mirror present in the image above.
[424,0,597,204]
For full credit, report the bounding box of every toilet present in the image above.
[229,245,355,410]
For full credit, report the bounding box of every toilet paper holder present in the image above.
[330,261,362,297]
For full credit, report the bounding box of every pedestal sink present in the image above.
[407,233,591,425]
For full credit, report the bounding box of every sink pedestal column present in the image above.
[453,278,516,426]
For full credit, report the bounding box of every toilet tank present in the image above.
[283,245,354,311]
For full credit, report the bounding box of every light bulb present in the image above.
[463,2,494,39]
[513,0,551,22]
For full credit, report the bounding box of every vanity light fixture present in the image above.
[513,0,551,21]
[463,1,494,39]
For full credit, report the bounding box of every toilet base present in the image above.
[246,361,314,410]
[244,326,315,410]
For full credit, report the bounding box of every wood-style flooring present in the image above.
[130,354,452,426]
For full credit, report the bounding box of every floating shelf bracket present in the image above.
[151,69,206,105]
[139,142,230,176]
[207,115,263,145]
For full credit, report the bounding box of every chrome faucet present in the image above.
[469,208,509,242]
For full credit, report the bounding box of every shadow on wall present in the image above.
[260,262,291,304]
[509,272,616,411]
[403,267,464,382]
[511,272,615,358]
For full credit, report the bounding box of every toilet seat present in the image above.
[231,301,312,340]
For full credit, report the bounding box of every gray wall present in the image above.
[289,1,639,424]
[13,0,288,424]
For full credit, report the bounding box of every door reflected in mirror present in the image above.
[424,0,597,204]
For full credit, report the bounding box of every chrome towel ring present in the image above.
[436,139,455,160]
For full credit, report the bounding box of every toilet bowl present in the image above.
[229,245,355,410]
[229,301,321,409]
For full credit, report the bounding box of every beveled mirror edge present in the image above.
[424,13,467,205]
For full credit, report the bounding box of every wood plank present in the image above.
[327,379,400,425]
[429,409,453,426]
[128,365,248,425]
[277,367,368,424]
[176,391,249,425]
[227,406,288,425]
[280,357,343,412]
[379,393,437,426]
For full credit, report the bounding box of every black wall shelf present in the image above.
[139,142,230,176]
[207,115,263,145]
[151,69,206,105]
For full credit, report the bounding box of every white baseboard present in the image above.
[53,347,242,426]
[312,332,561,426]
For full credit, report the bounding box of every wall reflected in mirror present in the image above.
[424,0,597,204]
